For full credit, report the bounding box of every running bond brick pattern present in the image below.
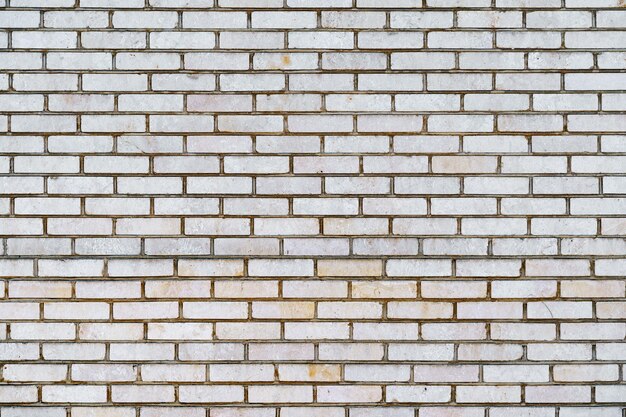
[0,0,625,415]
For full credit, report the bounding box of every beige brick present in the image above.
[148,323,214,340]
[279,364,341,382]
[352,281,417,299]
[216,322,280,340]
[253,300,314,319]
[318,259,382,277]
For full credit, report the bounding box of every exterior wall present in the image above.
[0,0,625,415]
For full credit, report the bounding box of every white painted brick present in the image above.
[211,364,274,381]
[72,364,136,382]
[289,31,353,49]
[498,31,561,48]
[527,11,592,28]
[221,32,284,50]
[599,52,626,69]
[566,31,626,49]
[391,11,453,28]
[323,53,386,70]
[185,52,249,70]
[252,11,317,28]
[322,12,385,28]
[83,74,147,91]
[387,385,451,403]
[529,52,594,69]
[82,32,146,49]
[457,386,521,403]
[183,12,247,28]
[44,11,108,28]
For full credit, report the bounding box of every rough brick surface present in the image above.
[0,0,625,415]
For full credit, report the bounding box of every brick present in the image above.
[322,12,385,28]
[279,364,340,382]
[112,11,177,28]
[112,386,175,403]
[529,54,592,73]
[110,343,174,361]
[289,31,354,49]
[183,12,247,28]
[290,74,354,91]
[82,31,146,49]
[210,364,273,381]
[249,343,314,361]
[458,11,522,28]
[422,323,486,340]
[217,322,281,340]
[389,343,454,361]
[429,31,492,49]
[387,386,451,403]
[221,32,284,50]
[80,323,143,341]
[252,11,316,28]
[283,281,346,298]
[72,364,136,382]
[0,11,40,27]
[83,74,147,91]
[248,386,312,404]
[391,11,453,28]
[10,281,72,299]
[42,386,107,404]
[352,281,417,299]
[498,31,561,48]
[323,53,386,70]
[566,31,626,49]
[12,323,75,340]
[456,386,521,403]
[42,344,103,361]
[318,301,381,319]
[317,386,381,403]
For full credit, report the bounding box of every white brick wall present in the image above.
[0,0,625,415]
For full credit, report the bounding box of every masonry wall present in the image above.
[0,0,625,415]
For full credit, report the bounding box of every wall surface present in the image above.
[0,0,625,415]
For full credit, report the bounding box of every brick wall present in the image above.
[0,0,625,415]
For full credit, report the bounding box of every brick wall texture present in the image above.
[0,0,626,415]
